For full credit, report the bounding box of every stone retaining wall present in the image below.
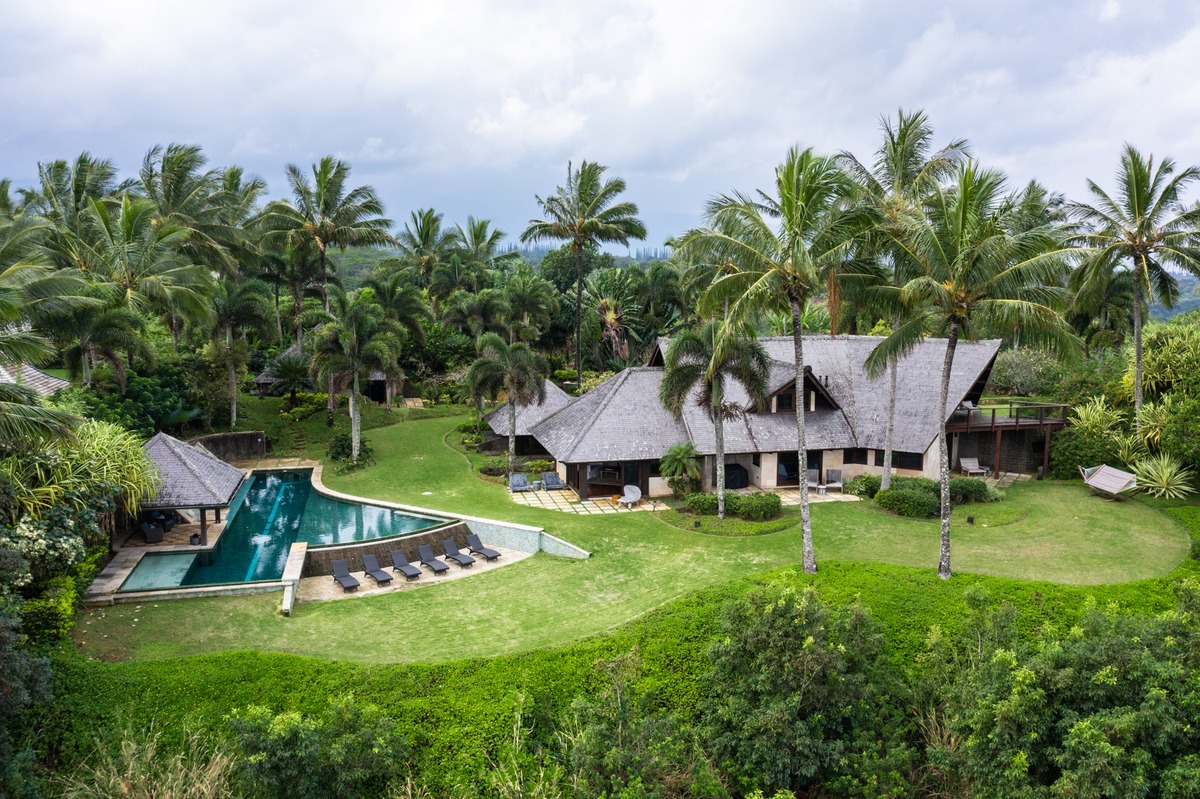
[189,431,268,463]
[301,522,470,578]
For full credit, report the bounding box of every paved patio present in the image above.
[511,484,860,514]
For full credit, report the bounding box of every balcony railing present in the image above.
[944,400,1070,433]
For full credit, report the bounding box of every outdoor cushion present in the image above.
[510,473,532,492]
[466,533,501,561]
[362,553,393,585]
[442,539,476,568]
[390,550,422,580]
[418,544,450,574]
[331,559,360,592]
[541,472,566,490]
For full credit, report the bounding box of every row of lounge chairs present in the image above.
[331,534,502,592]
[804,469,843,493]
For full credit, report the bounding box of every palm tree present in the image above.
[260,156,393,312]
[839,109,969,490]
[659,319,769,519]
[310,287,403,463]
[397,208,456,287]
[443,288,509,339]
[211,278,271,428]
[24,152,121,275]
[59,304,151,389]
[503,264,559,343]
[1069,144,1200,414]
[675,146,869,573]
[466,332,549,481]
[365,267,429,410]
[521,161,646,386]
[866,161,1075,580]
[428,254,489,312]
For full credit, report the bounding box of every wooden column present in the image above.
[200,508,208,546]
[1042,427,1051,479]
[579,463,590,500]
[215,507,222,522]
[994,428,1003,476]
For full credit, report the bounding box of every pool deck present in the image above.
[296,544,532,602]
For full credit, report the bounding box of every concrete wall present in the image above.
[302,522,471,578]
[190,431,267,463]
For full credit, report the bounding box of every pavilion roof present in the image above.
[142,432,245,509]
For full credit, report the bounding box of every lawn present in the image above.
[76,413,1193,664]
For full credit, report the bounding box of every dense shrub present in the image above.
[891,475,939,496]
[845,474,882,498]
[480,457,510,477]
[875,488,939,518]
[948,476,989,504]
[552,369,577,384]
[1161,394,1200,471]
[1051,349,1128,406]
[739,492,783,521]
[686,493,719,515]
[325,433,372,465]
[279,392,330,423]
[1048,427,1120,480]
[523,459,555,474]
[21,576,77,642]
[986,347,1066,396]
[228,697,411,799]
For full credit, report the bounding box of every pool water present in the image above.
[120,470,448,591]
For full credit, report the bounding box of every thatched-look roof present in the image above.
[142,432,245,509]
[253,343,387,385]
[0,362,69,397]
[484,379,574,436]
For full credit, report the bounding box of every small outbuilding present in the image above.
[142,432,246,545]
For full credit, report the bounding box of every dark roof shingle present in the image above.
[142,432,245,509]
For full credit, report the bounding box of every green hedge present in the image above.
[875,488,940,518]
[684,492,782,521]
[1049,427,1120,480]
[22,575,77,643]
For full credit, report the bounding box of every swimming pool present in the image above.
[120,469,449,592]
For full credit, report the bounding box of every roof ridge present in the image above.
[163,434,223,502]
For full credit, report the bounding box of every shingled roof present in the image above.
[484,379,574,436]
[253,343,387,386]
[142,432,245,509]
[530,335,1000,463]
[0,362,69,397]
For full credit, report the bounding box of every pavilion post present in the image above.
[215,507,222,523]
[1042,427,1051,479]
[994,428,1002,476]
[200,508,208,547]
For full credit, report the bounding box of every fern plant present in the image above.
[1132,453,1195,500]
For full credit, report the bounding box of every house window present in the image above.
[752,453,761,467]
[874,450,924,470]
[776,392,793,411]
[843,448,868,465]
[650,460,661,477]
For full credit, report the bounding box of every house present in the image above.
[482,379,573,456]
[487,335,1068,498]
[252,343,393,403]
[0,361,69,396]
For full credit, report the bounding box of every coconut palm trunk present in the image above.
[1132,272,1144,418]
[575,245,585,386]
[935,321,961,580]
[713,377,728,519]
[881,314,900,490]
[350,372,362,462]
[508,389,518,479]
[791,297,816,574]
[227,325,237,429]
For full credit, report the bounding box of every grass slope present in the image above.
[76,414,1191,664]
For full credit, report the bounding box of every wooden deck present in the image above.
[945,401,1069,433]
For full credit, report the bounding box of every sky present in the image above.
[3,0,1199,252]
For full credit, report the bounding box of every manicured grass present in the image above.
[655,507,797,536]
[77,414,1193,664]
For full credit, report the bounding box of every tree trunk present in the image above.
[171,315,180,352]
[326,375,336,426]
[574,243,585,388]
[1132,273,1144,420]
[791,296,816,574]
[714,378,727,520]
[385,377,393,413]
[936,321,961,581]
[274,282,284,344]
[227,326,237,430]
[350,372,361,462]
[508,392,518,482]
[881,313,900,491]
[81,345,92,385]
[319,243,330,313]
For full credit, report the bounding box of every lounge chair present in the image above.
[140,521,164,544]
[331,559,360,592]
[806,469,821,492]
[959,457,988,478]
[149,510,176,532]
[390,550,422,581]
[1080,464,1137,498]
[418,544,450,575]
[541,471,566,490]
[361,553,393,586]
[442,539,476,568]
[617,485,641,508]
[824,469,843,493]
[509,473,532,492]
[466,533,501,561]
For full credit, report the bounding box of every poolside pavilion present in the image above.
[142,432,245,546]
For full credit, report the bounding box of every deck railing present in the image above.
[945,400,1070,433]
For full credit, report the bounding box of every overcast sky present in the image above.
[3,0,1199,251]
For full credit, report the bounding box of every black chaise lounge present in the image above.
[390,550,422,581]
[541,471,566,490]
[331,559,360,592]
[442,539,477,568]
[418,544,450,575]
[466,533,501,561]
[361,553,393,586]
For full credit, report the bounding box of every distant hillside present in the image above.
[1150,274,1200,320]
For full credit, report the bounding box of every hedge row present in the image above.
[684,491,783,521]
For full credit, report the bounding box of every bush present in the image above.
[986,348,1066,396]
[21,575,77,643]
[279,392,330,423]
[948,476,989,505]
[875,488,939,518]
[685,493,719,515]
[523,459,555,475]
[1052,349,1128,406]
[739,492,783,521]
[845,474,882,498]
[1049,427,1120,480]
[552,369,576,384]
[891,475,939,496]
[1131,453,1196,500]
[1161,394,1200,471]
[325,433,373,465]
[56,727,237,799]
[480,457,510,477]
